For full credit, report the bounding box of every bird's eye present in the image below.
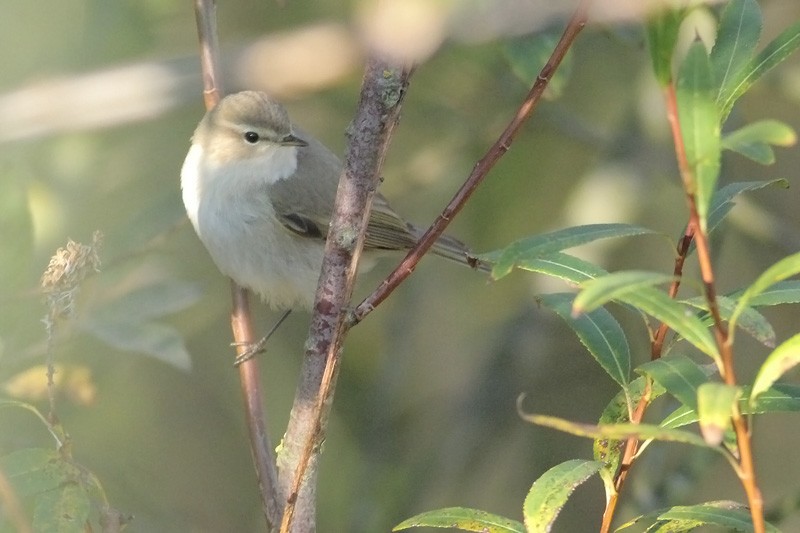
[243,131,260,144]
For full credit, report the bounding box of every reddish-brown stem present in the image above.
[349,0,592,325]
[670,84,763,532]
[193,0,279,528]
[652,228,694,358]
[606,81,765,533]
[599,378,652,533]
[230,284,281,527]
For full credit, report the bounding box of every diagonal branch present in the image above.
[349,0,592,325]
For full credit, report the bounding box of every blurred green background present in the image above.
[2,1,800,531]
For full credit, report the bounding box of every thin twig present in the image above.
[277,59,413,533]
[193,0,280,527]
[652,226,694,358]
[230,285,281,527]
[194,0,222,107]
[349,0,592,326]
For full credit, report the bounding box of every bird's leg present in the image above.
[232,309,292,366]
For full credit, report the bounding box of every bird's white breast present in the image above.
[180,143,325,310]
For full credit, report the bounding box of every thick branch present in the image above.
[277,58,413,533]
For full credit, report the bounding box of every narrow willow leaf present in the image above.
[524,414,714,450]
[523,460,603,533]
[697,383,741,446]
[617,288,720,362]
[593,378,667,477]
[700,179,789,244]
[646,7,686,85]
[751,333,800,408]
[573,271,675,315]
[710,0,762,103]
[748,383,800,412]
[33,483,91,533]
[539,293,631,388]
[740,280,800,307]
[677,40,722,230]
[662,384,800,429]
[719,20,800,120]
[393,508,524,533]
[722,120,797,164]
[487,224,657,280]
[684,295,776,348]
[637,355,711,411]
[617,500,779,532]
[657,501,780,532]
[730,251,800,336]
[512,252,607,285]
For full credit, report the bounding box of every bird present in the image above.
[181,90,485,313]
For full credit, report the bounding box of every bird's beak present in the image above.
[281,134,308,147]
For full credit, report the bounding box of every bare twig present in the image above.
[230,285,281,527]
[349,0,592,326]
[193,0,222,107]
[193,0,280,528]
[276,58,413,533]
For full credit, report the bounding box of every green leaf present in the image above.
[524,414,714,451]
[33,483,91,533]
[684,295,776,348]
[511,252,608,285]
[539,293,631,388]
[505,31,572,98]
[662,384,800,429]
[657,501,780,532]
[710,0,762,102]
[646,7,686,85]
[677,39,721,230]
[697,383,741,446]
[617,288,720,362]
[722,120,797,164]
[617,500,780,532]
[523,459,603,533]
[701,179,789,244]
[637,355,711,411]
[741,280,800,307]
[486,224,657,280]
[730,251,800,337]
[718,19,800,121]
[749,383,800,412]
[393,507,524,533]
[573,271,675,315]
[0,448,82,498]
[593,377,667,478]
[751,333,800,408]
